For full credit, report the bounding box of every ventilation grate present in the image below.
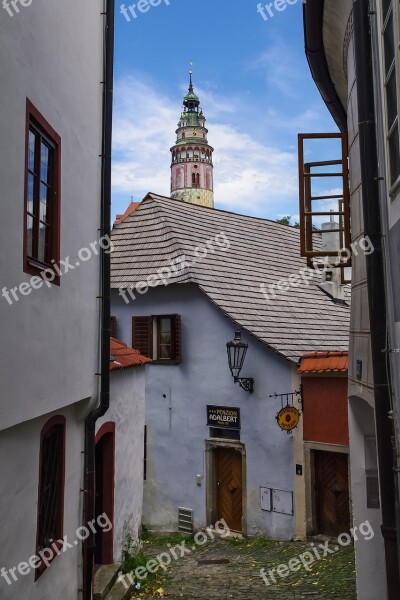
[178,507,193,533]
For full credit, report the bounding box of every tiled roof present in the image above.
[114,202,140,226]
[110,337,151,371]
[298,351,348,374]
[111,193,350,363]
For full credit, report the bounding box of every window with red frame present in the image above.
[25,101,60,277]
[35,416,65,579]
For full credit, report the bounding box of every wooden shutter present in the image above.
[173,314,182,364]
[132,316,153,358]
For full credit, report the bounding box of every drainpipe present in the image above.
[83,0,114,598]
[352,1,400,597]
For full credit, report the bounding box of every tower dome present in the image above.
[170,70,214,208]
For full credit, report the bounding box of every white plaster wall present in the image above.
[112,283,297,540]
[348,397,387,599]
[96,368,146,562]
[0,403,86,600]
[346,30,388,600]
[0,0,103,429]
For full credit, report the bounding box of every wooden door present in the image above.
[314,451,350,536]
[216,448,243,532]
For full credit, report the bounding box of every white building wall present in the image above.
[96,368,146,562]
[112,283,298,541]
[0,2,104,598]
[0,404,86,600]
[344,14,387,600]
[0,0,103,429]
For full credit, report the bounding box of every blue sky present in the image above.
[112,0,338,222]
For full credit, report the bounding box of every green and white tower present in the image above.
[170,70,214,208]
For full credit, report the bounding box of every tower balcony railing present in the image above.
[173,157,213,165]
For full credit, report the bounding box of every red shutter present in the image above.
[132,317,153,358]
[173,315,182,364]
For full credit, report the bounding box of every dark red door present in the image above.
[314,450,350,536]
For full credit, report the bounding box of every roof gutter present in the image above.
[82,0,114,597]
[303,0,348,132]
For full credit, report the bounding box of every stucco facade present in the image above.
[0,2,104,598]
[304,0,400,597]
[112,283,304,540]
[96,367,146,562]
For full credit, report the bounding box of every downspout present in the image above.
[352,1,400,597]
[83,0,114,598]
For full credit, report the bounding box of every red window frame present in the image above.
[24,99,61,284]
[35,415,66,580]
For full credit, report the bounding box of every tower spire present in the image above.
[189,65,193,93]
[170,70,214,208]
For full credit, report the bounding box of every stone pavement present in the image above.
[131,535,356,600]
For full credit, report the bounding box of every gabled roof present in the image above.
[114,202,140,226]
[110,337,151,371]
[298,351,348,374]
[111,193,350,363]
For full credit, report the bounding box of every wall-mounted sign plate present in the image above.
[207,405,241,429]
[276,406,300,431]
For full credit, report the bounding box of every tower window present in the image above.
[192,173,200,188]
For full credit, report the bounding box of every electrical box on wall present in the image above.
[260,487,294,515]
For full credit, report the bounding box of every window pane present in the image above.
[389,124,400,185]
[27,172,35,214]
[160,318,172,335]
[40,143,50,183]
[159,318,172,359]
[386,68,398,130]
[384,12,395,76]
[27,214,34,257]
[40,201,47,223]
[159,345,172,359]
[38,223,49,263]
[28,130,36,172]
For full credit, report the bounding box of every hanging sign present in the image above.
[207,405,241,429]
[276,406,300,431]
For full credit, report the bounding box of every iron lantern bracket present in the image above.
[234,376,254,394]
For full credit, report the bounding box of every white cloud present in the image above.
[111,72,302,217]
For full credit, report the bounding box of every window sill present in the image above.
[150,359,181,365]
[34,539,64,581]
[24,257,60,286]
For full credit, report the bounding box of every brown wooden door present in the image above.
[314,451,350,536]
[216,448,243,532]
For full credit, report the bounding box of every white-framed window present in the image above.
[380,0,400,192]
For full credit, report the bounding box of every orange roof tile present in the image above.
[298,351,348,374]
[114,202,140,226]
[110,337,151,371]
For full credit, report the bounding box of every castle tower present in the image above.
[170,70,214,208]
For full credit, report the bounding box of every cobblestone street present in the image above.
[131,535,356,600]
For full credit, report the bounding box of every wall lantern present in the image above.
[226,331,254,393]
